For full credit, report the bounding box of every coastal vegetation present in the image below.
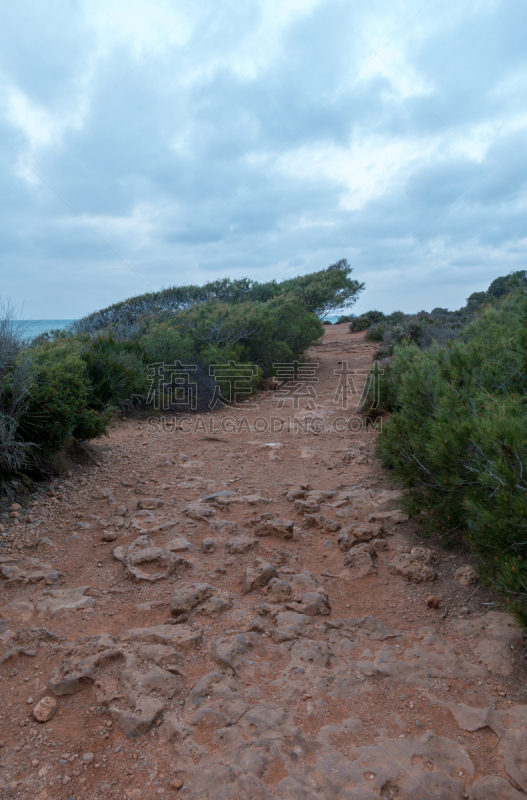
[0,261,362,479]
[364,272,527,622]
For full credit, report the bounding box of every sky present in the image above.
[0,0,526,319]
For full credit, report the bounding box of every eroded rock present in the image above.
[387,548,436,582]
[254,519,294,540]
[244,558,277,592]
[33,696,58,722]
[450,611,523,675]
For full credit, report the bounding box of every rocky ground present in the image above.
[0,324,526,800]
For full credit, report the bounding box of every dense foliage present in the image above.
[1,260,359,479]
[369,289,527,622]
[357,270,527,359]
[73,259,363,334]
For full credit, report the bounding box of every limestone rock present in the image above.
[254,518,294,539]
[343,548,376,577]
[470,776,526,799]
[184,669,248,727]
[124,547,189,582]
[447,703,490,732]
[48,644,126,696]
[33,696,57,722]
[113,535,151,562]
[450,611,523,675]
[201,491,237,507]
[201,593,232,617]
[184,502,216,521]
[387,548,436,582]
[226,536,258,554]
[210,632,256,671]
[368,510,409,523]
[295,498,320,513]
[209,519,238,534]
[264,578,292,603]
[110,696,165,738]
[165,537,196,553]
[272,610,312,642]
[120,665,179,699]
[201,537,216,553]
[289,571,320,594]
[243,493,270,506]
[136,498,164,510]
[293,591,331,616]
[454,565,478,586]
[35,586,95,616]
[343,615,401,641]
[123,624,202,651]
[244,558,277,592]
[137,644,180,667]
[486,704,527,792]
[157,713,194,745]
[286,486,306,501]
[337,523,383,551]
[170,584,215,616]
[0,599,35,624]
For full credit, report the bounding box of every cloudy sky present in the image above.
[1,0,526,318]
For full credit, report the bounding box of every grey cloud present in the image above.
[0,0,526,317]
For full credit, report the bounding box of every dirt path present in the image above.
[0,324,525,800]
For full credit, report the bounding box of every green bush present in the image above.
[350,310,386,332]
[26,340,109,455]
[0,265,352,478]
[74,259,364,332]
[365,322,387,342]
[79,333,149,410]
[371,291,527,622]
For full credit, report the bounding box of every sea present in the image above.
[19,315,344,341]
[21,320,76,340]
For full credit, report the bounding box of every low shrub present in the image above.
[370,291,527,622]
[26,340,109,456]
[349,310,386,332]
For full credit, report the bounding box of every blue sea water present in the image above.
[21,320,76,340]
[18,316,345,338]
[322,315,349,323]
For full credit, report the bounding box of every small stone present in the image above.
[33,696,58,722]
[31,759,39,767]
[454,564,478,587]
[37,537,56,549]
[426,595,440,608]
[26,697,34,704]
[201,538,215,553]
[82,752,94,764]
[137,498,164,510]
[170,778,184,790]
[101,531,118,542]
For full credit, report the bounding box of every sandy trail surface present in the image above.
[0,324,525,800]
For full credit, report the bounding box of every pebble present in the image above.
[33,697,58,722]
